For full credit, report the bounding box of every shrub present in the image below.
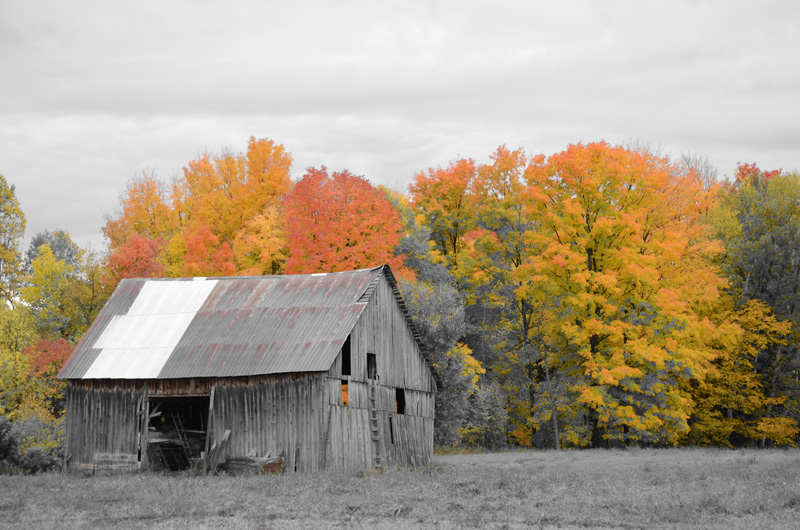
[0,411,64,474]
[0,415,18,472]
[11,411,64,473]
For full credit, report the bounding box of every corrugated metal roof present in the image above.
[58,267,394,380]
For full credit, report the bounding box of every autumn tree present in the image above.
[399,277,482,446]
[173,137,292,275]
[711,165,800,445]
[387,190,451,284]
[517,142,725,446]
[102,171,178,251]
[0,175,26,306]
[409,157,478,269]
[21,245,76,341]
[283,167,405,274]
[22,338,73,417]
[686,300,796,446]
[232,205,287,275]
[104,233,167,286]
[103,137,292,279]
[66,248,110,334]
[449,146,545,445]
[24,229,80,275]
[0,304,37,420]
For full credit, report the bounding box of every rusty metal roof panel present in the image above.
[155,303,365,378]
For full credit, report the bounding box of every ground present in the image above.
[1,448,799,529]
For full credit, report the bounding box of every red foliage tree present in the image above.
[103,233,166,288]
[24,338,74,380]
[734,162,781,187]
[283,167,405,274]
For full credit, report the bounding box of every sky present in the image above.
[1,0,799,252]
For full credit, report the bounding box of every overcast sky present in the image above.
[2,0,799,252]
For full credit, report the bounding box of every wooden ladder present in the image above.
[368,382,384,469]
[171,412,191,454]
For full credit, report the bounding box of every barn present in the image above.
[57,265,440,474]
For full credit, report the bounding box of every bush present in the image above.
[0,412,64,474]
[0,415,18,472]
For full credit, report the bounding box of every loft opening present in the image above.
[341,335,351,376]
[367,352,377,380]
[147,395,209,471]
[396,388,406,415]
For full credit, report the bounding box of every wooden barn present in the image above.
[57,265,440,474]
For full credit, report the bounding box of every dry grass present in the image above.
[1,448,799,529]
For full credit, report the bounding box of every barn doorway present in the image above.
[147,396,209,471]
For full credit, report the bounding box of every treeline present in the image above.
[0,178,108,471]
[1,138,798,465]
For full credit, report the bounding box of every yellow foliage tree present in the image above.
[518,142,725,445]
[686,300,797,446]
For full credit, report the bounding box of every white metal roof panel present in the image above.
[126,279,218,315]
[83,347,175,379]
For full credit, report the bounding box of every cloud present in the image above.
[1,0,799,252]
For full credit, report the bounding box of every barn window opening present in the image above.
[341,382,349,406]
[367,353,377,380]
[341,335,351,376]
[396,388,406,415]
[389,414,395,444]
[147,396,209,472]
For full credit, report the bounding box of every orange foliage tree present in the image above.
[103,171,178,251]
[103,137,292,281]
[283,167,405,274]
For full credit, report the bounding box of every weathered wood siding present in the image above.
[64,380,147,472]
[333,275,436,392]
[324,274,436,471]
[323,378,435,471]
[207,373,326,473]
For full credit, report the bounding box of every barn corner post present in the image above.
[136,383,149,471]
[203,385,216,474]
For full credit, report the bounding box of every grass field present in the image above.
[1,449,799,529]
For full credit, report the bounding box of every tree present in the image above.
[409,157,478,269]
[680,151,719,190]
[388,189,451,284]
[21,245,76,341]
[104,233,166,287]
[453,146,542,445]
[103,171,178,251]
[517,142,725,446]
[0,305,36,420]
[284,167,405,274]
[183,225,236,277]
[24,229,81,275]
[713,166,800,445]
[0,175,26,306]
[686,300,796,446]
[103,137,293,278]
[232,205,288,275]
[399,277,475,446]
[176,137,292,271]
[22,338,73,417]
[65,248,110,335]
